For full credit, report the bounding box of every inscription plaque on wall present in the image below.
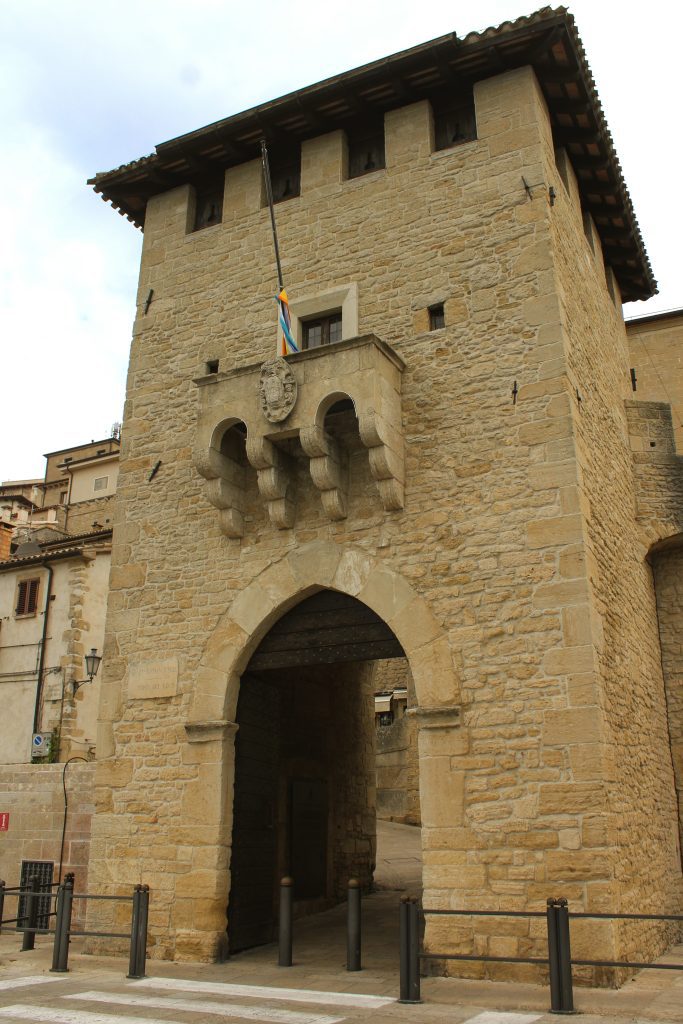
[128,658,178,700]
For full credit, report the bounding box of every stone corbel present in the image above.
[246,435,296,529]
[193,445,246,538]
[407,705,460,729]
[299,425,348,521]
[358,409,405,511]
[185,719,239,744]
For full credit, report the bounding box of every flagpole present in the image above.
[261,139,284,292]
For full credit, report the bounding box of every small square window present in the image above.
[205,359,219,374]
[93,476,108,492]
[193,180,223,231]
[432,90,477,151]
[16,578,39,616]
[269,149,301,203]
[429,304,445,331]
[303,312,342,350]
[347,118,385,179]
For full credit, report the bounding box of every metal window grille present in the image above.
[17,860,54,930]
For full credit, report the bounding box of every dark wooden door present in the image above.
[228,674,279,953]
[289,778,328,900]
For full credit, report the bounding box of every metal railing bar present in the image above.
[2,888,58,897]
[71,893,135,902]
[68,929,131,939]
[424,908,546,918]
[420,953,548,965]
[1,884,59,892]
[570,912,683,921]
[571,959,683,970]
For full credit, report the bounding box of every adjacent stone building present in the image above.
[88,9,682,974]
[0,439,118,894]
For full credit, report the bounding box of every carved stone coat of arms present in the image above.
[258,357,298,423]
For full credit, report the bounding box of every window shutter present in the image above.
[16,578,39,615]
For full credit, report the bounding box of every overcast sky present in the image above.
[1,0,680,480]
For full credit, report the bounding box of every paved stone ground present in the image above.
[0,822,680,1023]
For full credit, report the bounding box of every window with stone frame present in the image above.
[16,577,39,616]
[269,149,301,203]
[302,312,342,349]
[432,88,477,151]
[347,117,385,179]
[429,303,445,330]
[193,179,224,231]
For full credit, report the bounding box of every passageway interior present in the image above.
[226,590,421,957]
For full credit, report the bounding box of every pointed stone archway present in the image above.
[187,541,460,728]
[174,541,461,960]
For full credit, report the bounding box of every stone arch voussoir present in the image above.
[188,541,460,726]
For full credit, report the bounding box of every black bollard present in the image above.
[127,885,142,979]
[135,885,150,979]
[51,874,74,973]
[51,880,66,972]
[556,899,574,1013]
[278,877,293,967]
[547,898,562,1012]
[21,875,39,952]
[399,896,411,1002]
[0,879,5,936]
[346,879,361,971]
[407,899,421,1003]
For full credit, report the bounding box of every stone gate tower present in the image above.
[89,9,682,971]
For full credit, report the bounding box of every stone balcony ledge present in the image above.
[193,334,406,536]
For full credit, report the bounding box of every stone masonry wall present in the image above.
[89,64,681,970]
[546,137,682,968]
[626,313,683,454]
[651,547,683,858]
[64,496,116,537]
[0,762,94,926]
[375,711,420,825]
[625,400,683,547]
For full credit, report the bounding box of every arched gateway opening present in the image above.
[227,589,410,954]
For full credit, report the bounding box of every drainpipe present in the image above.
[32,560,54,735]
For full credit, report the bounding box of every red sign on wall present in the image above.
[0,812,9,831]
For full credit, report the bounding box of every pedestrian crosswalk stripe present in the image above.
[70,990,344,1024]
[0,977,68,992]
[135,978,394,1008]
[0,1008,178,1024]
[463,1013,543,1024]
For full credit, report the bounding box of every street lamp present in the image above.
[71,649,102,695]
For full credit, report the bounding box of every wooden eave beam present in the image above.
[581,181,625,197]
[525,25,567,64]
[536,67,582,85]
[584,198,623,214]
[553,126,599,143]
[548,97,592,115]
[571,152,612,169]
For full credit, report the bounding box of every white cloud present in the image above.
[0,0,681,478]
